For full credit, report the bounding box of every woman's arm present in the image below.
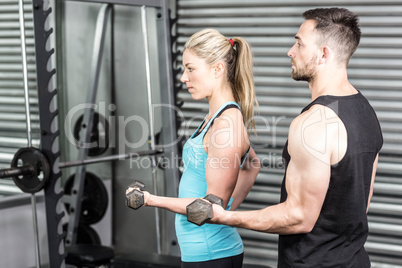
[125,187,196,215]
[126,109,253,215]
[146,192,194,215]
[203,109,253,209]
[230,147,260,211]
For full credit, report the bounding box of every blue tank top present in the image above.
[175,101,245,262]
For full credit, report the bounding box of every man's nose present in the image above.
[287,44,295,58]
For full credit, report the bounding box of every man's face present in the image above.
[287,20,319,82]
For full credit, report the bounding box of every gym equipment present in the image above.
[64,172,108,225]
[63,223,101,245]
[8,147,50,194]
[73,112,110,157]
[65,244,115,268]
[0,148,161,193]
[62,215,115,268]
[59,148,162,168]
[186,194,224,226]
[64,2,113,249]
[204,194,224,207]
[6,0,180,266]
[126,180,146,210]
[17,0,42,264]
[141,5,162,253]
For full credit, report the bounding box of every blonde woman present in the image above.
[127,28,260,267]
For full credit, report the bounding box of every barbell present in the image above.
[0,146,163,193]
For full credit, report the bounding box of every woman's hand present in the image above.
[126,187,151,206]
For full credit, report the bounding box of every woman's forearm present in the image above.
[230,168,259,210]
[145,193,196,215]
[230,150,261,210]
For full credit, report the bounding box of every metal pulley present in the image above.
[8,147,50,193]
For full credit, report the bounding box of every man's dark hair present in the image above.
[303,7,361,65]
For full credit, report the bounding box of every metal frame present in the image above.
[18,0,40,266]
[32,0,179,266]
[64,3,112,247]
[154,0,181,256]
[69,0,166,7]
[31,0,63,267]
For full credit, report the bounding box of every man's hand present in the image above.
[186,195,224,226]
[209,203,228,224]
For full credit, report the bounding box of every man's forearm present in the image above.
[213,203,311,235]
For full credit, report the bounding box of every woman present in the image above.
[128,28,260,267]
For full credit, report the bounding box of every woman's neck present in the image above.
[207,85,235,117]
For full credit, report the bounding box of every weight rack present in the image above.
[28,0,179,267]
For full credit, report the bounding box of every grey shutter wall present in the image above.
[0,0,40,194]
[175,1,402,267]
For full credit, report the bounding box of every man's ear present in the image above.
[319,46,331,65]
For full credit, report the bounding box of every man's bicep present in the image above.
[285,115,332,225]
[286,146,331,205]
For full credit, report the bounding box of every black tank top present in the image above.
[278,92,383,267]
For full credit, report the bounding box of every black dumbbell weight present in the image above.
[186,194,223,226]
[126,181,146,210]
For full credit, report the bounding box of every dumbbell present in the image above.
[126,181,146,210]
[186,194,223,226]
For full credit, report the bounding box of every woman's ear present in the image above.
[213,62,225,78]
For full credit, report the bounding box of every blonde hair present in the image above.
[184,28,258,132]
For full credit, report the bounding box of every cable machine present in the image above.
[0,0,180,267]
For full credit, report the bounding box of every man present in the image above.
[210,7,383,267]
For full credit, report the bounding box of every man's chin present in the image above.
[291,73,310,82]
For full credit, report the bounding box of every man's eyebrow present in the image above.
[185,63,192,67]
[295,35,301,41]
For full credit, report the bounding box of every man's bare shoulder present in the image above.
[290,104,341,132]
[288,104,345,165]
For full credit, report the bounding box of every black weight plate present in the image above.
[73,112,109,156]
[63,223,101,245]
[64,172,108,225]
[11,147,50,193]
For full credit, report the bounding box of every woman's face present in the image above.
[180,49,216,100]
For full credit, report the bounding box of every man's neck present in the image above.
[308,68,358,100]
